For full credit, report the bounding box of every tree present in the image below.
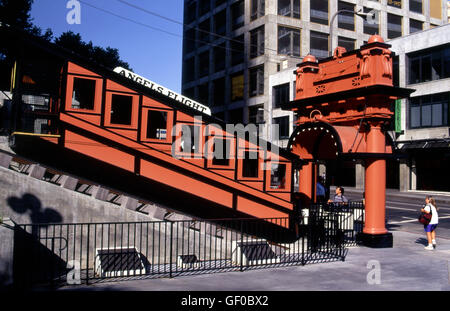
[54,31,131,70]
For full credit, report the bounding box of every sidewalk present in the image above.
[61,230,450,291]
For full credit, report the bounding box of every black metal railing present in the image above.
[304,201,365,247]
[12,212,357,289]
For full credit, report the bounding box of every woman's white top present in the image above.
[424,203,439,225]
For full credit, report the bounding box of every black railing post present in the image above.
[169,221,173,278]
[240,220,244,272]
[86,225,90,285]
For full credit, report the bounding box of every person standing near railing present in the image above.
[421,196,439,250]
[328,186,348,205]
[316,177,326,203]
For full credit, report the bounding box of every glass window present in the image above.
[278,26,301,57]
[310,31,329,59]
[243,151,259,178]
[272,116,290,139]
[213,77,225,106]
[231,35,245,66]
[387,0,402,8]
[198,19,210,47]
[250,26,265,58]
[273,83,290,109]
[387,14,402,39]
[270,163,287,189]
[338,36,355,52]
[278,0,300,19]
[185,1,197,24]
[72,77,96,110]
[231,72,244,101]
[198,51,210,78]
[110,94,133,125]
[338,1,355,31]
[409,92,450,128]
[214,10,226,37]
[363,7,379,35]
[214,43,226,72]
[409,0,422,13]
[408,45,450,84]
[251,0,265,21]
[199,0,211,16]
[249,65,264,97]
[212,138,230,166]
[231,0,245,30]
[146,110,167,140]
[409,19,423,34]
[310,0,328,25]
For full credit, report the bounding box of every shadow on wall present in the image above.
[7,193,63,224]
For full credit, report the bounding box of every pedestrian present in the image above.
[316,177,326,203]
[328,186,348,205]
[421,195,439,250]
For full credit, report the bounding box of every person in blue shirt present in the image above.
[316,177,326,203]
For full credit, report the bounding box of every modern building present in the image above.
[388,23,450,192]
[181,0,448,134]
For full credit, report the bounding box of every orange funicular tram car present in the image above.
[5,28,299,229]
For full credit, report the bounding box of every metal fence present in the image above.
[12,206,364,289]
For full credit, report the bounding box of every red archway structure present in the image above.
[284,36,414,247]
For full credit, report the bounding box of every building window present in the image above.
[231,0,245,30]
[270,163,287,189]
[183,56,195,83]
[213,77,225,106]
[337,1,355,31]
[72,77,96,110]
[310,0,328,25]
[198,51,210,78]
[214,10,227,37]
[248,104,264,125]
[363,7,379,35]
[272,116,290,140]
[231,72,244,101]
[184,28,196,53]
[278,0,300,19]
[251,0,265,21]
[387,14,402,39]
[215,0,227,8]
[199,0,211,16]
[278,26,300,57]
[409,0,422,14]
[180,124,200,154]
[409,19,423,34]
[250,26,265,58]
[185,1,197,24]
[310,31,329,59]
[409,92,449,128]
[242,151,259,178]
[212,138,230,166]
[231,35,245,66]
[198,19,210,47]
[146,110,168,140]
[229,107,244,124]
[197,83,209,105]
[387,0,402,8]
[214,43,226,72]
[249,65,264,97]
[338,36,355,52]
[273,83,290,109]
[110,94,133,125]
[408,45,450,84]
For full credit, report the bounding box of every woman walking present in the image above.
[422,196,439,250]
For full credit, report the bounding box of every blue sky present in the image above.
[30,0,184,92]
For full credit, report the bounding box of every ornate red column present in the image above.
[359,121,393,247]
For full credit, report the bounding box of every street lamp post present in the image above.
[329,9,372,56]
